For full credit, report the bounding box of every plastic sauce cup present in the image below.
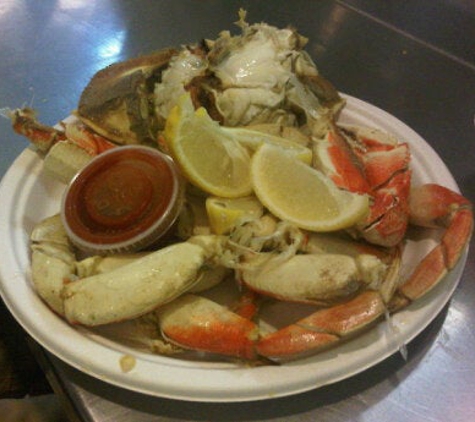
[61,146,183,255]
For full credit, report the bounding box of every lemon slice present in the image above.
[244,123,310,146]
[206,196,264,234]
[221,127,312,165]
[251,144,369,231]
[165,95,252,198]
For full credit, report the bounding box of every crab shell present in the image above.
[77,48,178,145]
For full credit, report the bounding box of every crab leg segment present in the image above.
[361,170,412,247]
[231,289,261,320]
[257,291,385,360]
[10,108,67,152]
[349,129,411,247]
[395,184,473,304]
[304,232,402,304]
[8,107,116,155]
[158,294,259,360]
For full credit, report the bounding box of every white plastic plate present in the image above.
[0,95,468,402]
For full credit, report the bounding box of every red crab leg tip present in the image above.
[11,109,67,152]
[232,290,260,320]
[442,208,473,269]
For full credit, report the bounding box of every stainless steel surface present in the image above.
[1,1,474,421]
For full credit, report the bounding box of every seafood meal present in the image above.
[6,10,473,364]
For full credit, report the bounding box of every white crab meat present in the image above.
[212,26,297,89]
[154,49,208,120]
[209,22,328,128]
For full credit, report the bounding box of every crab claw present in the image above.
[63,240,214,326]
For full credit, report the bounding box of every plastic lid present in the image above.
[61,146,183,254]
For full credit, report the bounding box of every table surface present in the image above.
[1,1,475,421]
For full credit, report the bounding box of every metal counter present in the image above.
[1,1,474,421]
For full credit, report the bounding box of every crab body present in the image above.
[74,17,343,147]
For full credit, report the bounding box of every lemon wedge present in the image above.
[165,95,252,198]
[206,196,264,234]
[251,144,369,231]
[221,127,312,165]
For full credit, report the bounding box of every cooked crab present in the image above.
[8,11,473,364]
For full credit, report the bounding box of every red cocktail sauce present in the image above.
[61,146,182,254]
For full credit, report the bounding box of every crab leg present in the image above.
[256,185,472,361]
[312,124,370,195]
[257,291,385,360]
[8,108,117,183]
[9,108,67,152]
[361,170,411,247]
[63,119,116,155]
[354,129,411,247]
[392,184,473,307]
[31,215,213,324]
[157,294,259,360]
[8,107,116,154]
[239,229,401,306]
[246,235,398,361]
